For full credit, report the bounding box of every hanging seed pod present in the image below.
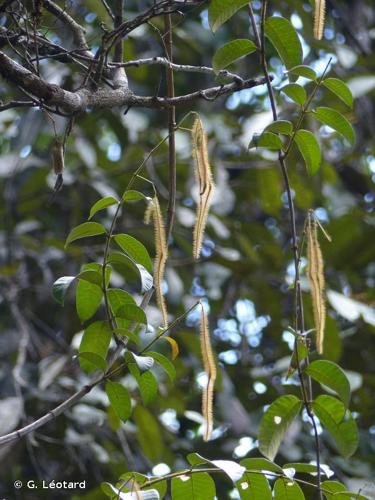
[199,305,216,441]
[191,116,215,260]
[307,212,326,354]
[314,0,326,40]
[144,196,168,328]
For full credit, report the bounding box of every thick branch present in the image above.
[0,51,268,113]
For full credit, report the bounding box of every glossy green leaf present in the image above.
[240,458,283,473]
[281,83,307,106]
[118,471,166,498]
[312,395,359,457]
[76,352,107,372]
[76,279,103,322]
[133,406,164,462]
[105,380,132,422]
[208,0,249,32]
[65,222,106,247]
[108,252,153,293]
[273,479,305,500]
[171,472,216,500]
[294,129,322,175]
[138,371,158,405]
[88,196,118,220]
[145,351,176,381]
[52,276,75,305]
[258,395,302,460]
[265,17,302,72]
[117,304,147,324]
[312,107,356,145]
[286,341,309,379]
[250,132,284,150]
[79,321,111,373]
[122,189,147,202]
[288,65,317,80]
[323,78,354,108]
[107,288,136,314]
[112,327,140,347]
[264,120,293,136]
[322,480,347,500]
[237,472,271,500]
[305,360,351,407]
[113,234,153,273]
[283,463,318,475]
[76,269,102,287]
[212,39,256,74]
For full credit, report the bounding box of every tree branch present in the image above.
[0,51,269,113]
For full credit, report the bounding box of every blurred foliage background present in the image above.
[0,0,374,498]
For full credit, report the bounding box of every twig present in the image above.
[249,2,322,497]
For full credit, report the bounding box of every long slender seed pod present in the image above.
[52,138,64,175]
[192,116,215,259]
[145,196,168,328]
[199,305,216,441]
[307,213,326,354]
[314,0,325,40]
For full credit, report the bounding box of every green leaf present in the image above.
[294,129,322,175]
[107,288,136,314]
[323,78,354,108]
[108,252,153,293]
[312,395,359,458]
[258,395,302,460]
[171,472,216,500]
[281,83,307,106]
[322,481,347,500]
[122,189,147,202]
[76,278,103,322]
[113,234,153,273]
[240,458,283,474]
[208,0,249,33]
[52,276,75,305]
[65,222,106,247]
[265,17,302,72]
[145,351,176,381]
[237,472,272,500]
[273,479,305,500]
[250,132,284,150]
[76,352,107,372]
[138,371,158,405]
[312,107,356,145]
[283,463,318,475]
[133,406,164,462]
[79,321,111,373]
[117,304,147,324]
[112,327,140,347]
[305,360,351,407]
[118,472,166,498]
[212,39,256,74]
[264,120,293,136]
[76,270,102,287]
[105,380,132,422]
[88,196,118,220]
[286,341,309,379]
[288,65,317,80]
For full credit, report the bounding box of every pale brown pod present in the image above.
[144,196,169,328]
[307,213,326,354]
[314,0,326,40]
[199,306,216,441]
[191,116,215,260]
